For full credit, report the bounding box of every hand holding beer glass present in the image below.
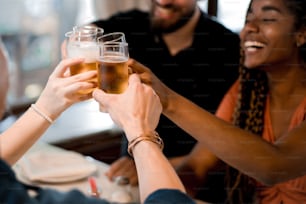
[97,40,129,94]
[65,26,103,94]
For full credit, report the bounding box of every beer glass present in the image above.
[97,42,129,94]
[73,25,104,39]
[65,29,100,94]
[97,32,126,44]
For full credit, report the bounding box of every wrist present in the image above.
[127,131,164,157]
[161,87,176,115]
[124,126,153,142]
[30,104,54,124]
[34,99,63,121]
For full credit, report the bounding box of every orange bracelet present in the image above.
[127,131,164,157]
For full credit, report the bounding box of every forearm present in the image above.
[132,140,186,203]
[163,90,304,184]
[0,58,96,165]
[0,107,51,165]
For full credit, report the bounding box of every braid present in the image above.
[222,0,306,203]
[225,51,268,204]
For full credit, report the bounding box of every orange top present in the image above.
[216,80,306,204]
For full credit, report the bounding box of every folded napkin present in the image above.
[19,150,97,183]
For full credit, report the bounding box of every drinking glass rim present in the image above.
[97,32,126,43]
[101,41,128,47]
[65,30,98,38]
[73,25,104,34]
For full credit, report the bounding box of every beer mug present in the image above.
[65,29,100,94]
[97,32,126,44]
[73,25,104,39]
[97,42,129,94]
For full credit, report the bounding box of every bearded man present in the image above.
[92,1,240,202]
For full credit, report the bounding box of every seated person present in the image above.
[0,43,195,203]
[122,0,306,203]
[80,2,240,199]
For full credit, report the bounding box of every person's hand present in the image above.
[106,156,138,186]
[35,58,97,120]
[61,39,68,59]
[92,74,162,141]
[127,59,171,111]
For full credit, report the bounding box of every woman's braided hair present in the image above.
[224,1,306,203]
[225,51,268,204]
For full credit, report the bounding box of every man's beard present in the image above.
[149,3,196,34]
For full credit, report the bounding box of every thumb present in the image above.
[128,73,141,85]
[92,88,110,113]
[92,88,108,104]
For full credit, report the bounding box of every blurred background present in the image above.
[0,0,250,112]
[0,0,151,111]
[0,0,251,162]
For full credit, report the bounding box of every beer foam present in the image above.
[100,52,128,63]
[67,42,99,63]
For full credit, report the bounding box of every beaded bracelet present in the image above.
[127,131,164,157]
[30,104,54,124]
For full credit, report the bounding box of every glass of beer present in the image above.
[73,25,104,39]
[97,32,126,43]
[97,41,129,94]
[65,29,100,94]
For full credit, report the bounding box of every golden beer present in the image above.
[70,61,97,75]
[67,42,99,94]
[70,62,97,94]
[98,55,128,94]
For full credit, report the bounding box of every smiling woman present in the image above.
[121,0,306,203]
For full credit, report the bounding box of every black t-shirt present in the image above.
[93,10,240,157]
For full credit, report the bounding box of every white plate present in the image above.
[16,150,97,183]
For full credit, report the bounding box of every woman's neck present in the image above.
[267,62,306,108]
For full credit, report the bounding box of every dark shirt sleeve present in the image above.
[145,189,196,204]
[120,132,130,157]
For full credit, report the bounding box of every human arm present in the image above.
[0,58,97,165]
[128,58,306,185]
[92,74,193,203]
